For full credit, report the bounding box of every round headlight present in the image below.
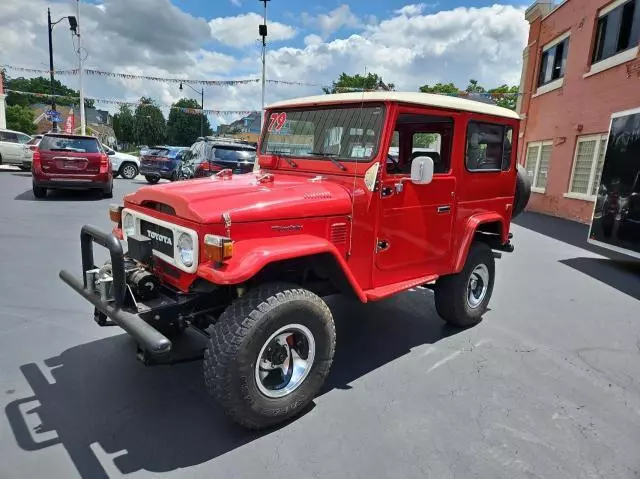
[122,213,135,237]
[177,232,194,267]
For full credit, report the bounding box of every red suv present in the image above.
[32,133,113,199]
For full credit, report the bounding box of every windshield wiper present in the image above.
[269,150,297,167]
[308,151,347,171]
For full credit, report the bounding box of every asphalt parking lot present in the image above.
[0,166,639,479]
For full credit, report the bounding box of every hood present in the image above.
[114,152,139,161]
[124,172,353,224]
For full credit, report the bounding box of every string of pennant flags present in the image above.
[2,64,523,98]
[4,89,258,116]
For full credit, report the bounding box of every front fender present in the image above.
[196,234,367,302]
[453,212,507,273]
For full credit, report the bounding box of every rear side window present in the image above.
[39,135,101,153]
[0,131,19,143]
[27,137,42,146]
[465,122,513,172]
[213,147,256,162]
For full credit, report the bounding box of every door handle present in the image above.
[437,205,451,213]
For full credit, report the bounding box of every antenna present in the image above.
[346,64,370,258]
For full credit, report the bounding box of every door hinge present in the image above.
[376,239,390,252]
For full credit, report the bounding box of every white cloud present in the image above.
[209,12,297,47]
[302,4,363,39]
[230,0,241,6]
[395,4,428,16]
[304,34,323,47]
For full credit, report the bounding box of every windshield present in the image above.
[260,104,386,161]
[39,135,100,153]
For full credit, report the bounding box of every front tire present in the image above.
[145,175,160,184]
[434,241,495,328]
[203,283,336,430]
[119,162,138,180]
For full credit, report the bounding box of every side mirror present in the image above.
[410,156,434,185]
[107,150,115,156]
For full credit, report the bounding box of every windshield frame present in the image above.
[259,102,387,163]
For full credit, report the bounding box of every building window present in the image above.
[538,35,569,86]
[465,122,514,172]
[524,141,553,192]
[568,134,608,197]
[592,0,640,64]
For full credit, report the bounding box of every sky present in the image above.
[0,0,532,129]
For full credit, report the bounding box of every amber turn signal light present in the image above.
[204,234,233,264]
[109,204,123,224]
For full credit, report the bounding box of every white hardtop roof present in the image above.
[267,91,520,120]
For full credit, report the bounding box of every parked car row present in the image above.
[139,137,257,184]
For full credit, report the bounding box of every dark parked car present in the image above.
[31,133,113,199]
[139,146,190,184]
[178,137,257,179]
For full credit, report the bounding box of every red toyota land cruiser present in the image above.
[60,92,531,429]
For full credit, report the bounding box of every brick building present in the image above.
[516,0,640,223]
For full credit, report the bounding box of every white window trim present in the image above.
[584,46,639,78]
[533,77,564,97]
[599,0,632,17]
[542,30,571,51]
[525,140,553,193]
[565,133,608,201]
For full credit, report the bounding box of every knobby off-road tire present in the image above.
[203,283,336,430]
[435,241,495,328]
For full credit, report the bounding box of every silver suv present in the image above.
[0,129,33,170]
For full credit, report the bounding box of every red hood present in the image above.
[124,172,353,224]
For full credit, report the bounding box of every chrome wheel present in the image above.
[121,164,138,179]
[255,324,315,398]
[467,264,489,309]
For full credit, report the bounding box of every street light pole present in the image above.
[76,0,86,135]
[259,0,270,129]
[179,82,205,137]
[47,8,78,133]
[47,8,57,132]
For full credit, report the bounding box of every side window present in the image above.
[0,132,19,143]
[17,134,32,144]
[592,0,639,64]
[466,121,513,172]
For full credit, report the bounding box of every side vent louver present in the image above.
[330,223,348,245]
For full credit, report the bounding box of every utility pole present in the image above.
[76,0,86,135]
[259,0,270,129]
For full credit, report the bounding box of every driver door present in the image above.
[373,109,457,287]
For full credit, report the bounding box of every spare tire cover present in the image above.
[512,164,532,219]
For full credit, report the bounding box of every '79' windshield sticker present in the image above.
[268,112,287,131]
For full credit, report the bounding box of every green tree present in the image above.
[418,79,519,111]
[418,82,460,95]
[134,97,166,146]
[323,72,395,94]
[166,98,213,146]
[5,105,37,134]
[113,104,135,145]
[5,76,94,109]
[487,84,519,111]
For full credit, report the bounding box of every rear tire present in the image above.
[434,242,495,328]
[203,283,336,430]
[103,182,113,198]
[145,175,160,184]
[32,183,47,199]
